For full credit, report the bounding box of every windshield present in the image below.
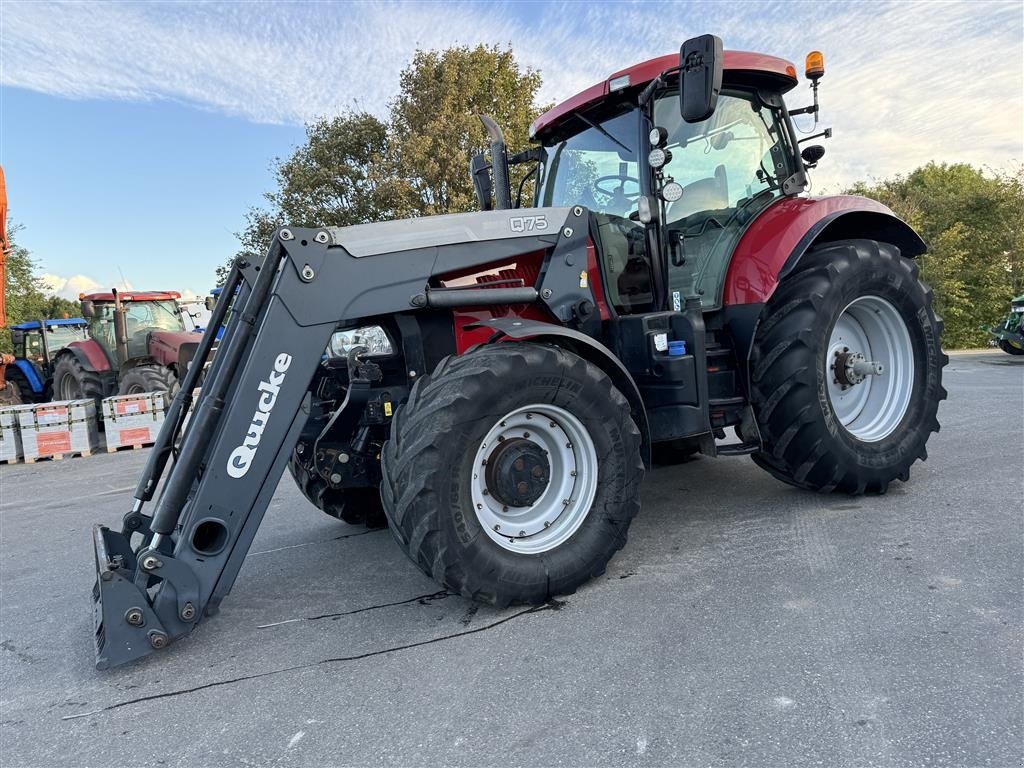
[653,89,792,309]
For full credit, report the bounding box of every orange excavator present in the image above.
[0,165,21,405]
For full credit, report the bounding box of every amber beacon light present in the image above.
[805,51,825,81]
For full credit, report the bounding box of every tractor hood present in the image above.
[149,330,201,368]
[326,208,573,258]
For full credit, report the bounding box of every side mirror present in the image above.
[204,296,217,311]
[801,144,826,167]
[680,34,723,123]
[10,330,24,346]
[80,300,95,318]
[469,151,494,211]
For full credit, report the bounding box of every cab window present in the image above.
[537,110,654,313]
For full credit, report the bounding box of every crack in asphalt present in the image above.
[248,528,383,556]
[61,603,556,721]
[256,589,450,628]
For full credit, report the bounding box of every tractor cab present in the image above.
[6,318,89,401]
[529,46,811,315]
[79,290,188,362]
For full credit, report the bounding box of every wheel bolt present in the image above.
[526,414,532,420]
[494,524,501,531]
[544,521,551,528]
[519,530,526,536]
[476,504,483,510]
[148,630,168,650]
[523,431,530,438]
[570,470,578,477]
[550,421,556,428]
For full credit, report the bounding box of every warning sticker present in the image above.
[119,427,153,446]
[36,431,72,454]
[115,399,148,416]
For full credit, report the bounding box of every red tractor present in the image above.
[91,37,948,668]
[52,289,201,405]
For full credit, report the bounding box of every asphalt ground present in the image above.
[1,350,1021,767]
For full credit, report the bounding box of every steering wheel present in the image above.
[594,174,641,209]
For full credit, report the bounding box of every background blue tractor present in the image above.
[8,318,89,402]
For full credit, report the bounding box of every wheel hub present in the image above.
[471,404,599,554]
[826,295,914,442]
[485,437,550,507]
[831,347,885,390]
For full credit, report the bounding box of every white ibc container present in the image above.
[18,399,100,462]
[102,392,167,451]
[0,404,26,463]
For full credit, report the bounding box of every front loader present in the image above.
[92,36,947,669]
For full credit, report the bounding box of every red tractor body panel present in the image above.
[65,338,113,372]
[722,195,924,306]
[532,50,799,137]
[148,330,201,367]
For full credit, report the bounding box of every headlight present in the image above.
[327,326,393,358]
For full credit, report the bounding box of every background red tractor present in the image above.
[52,289,200,405]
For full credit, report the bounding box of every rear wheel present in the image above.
[287,453,386,527]
[381,343,644,606]
[750,239,947,494]
[117,365,179,403]
[52,354,106,408]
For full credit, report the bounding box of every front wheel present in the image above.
[750,239,947,494]
[117,365,179,402]
[381,343,644,606]
[998,339,1024,355]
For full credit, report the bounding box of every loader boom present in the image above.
[93,211,587,668]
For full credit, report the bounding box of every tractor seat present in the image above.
[666,164,729,224]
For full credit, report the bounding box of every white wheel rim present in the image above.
[471,404,599,554]
[826,295,914,442]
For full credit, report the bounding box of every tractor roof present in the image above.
[10,318,88,330]
[82,291,181,302]
[531,50,799,139]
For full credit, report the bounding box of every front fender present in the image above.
[469,317,651,467]
[723,195,926,306]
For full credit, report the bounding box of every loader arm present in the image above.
[93,210,592,669]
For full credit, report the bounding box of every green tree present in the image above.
[390,44,543,215]
[848,163,1023,348]
[1,223,80,353]
[222,112,414,283]
[223,45,545,283]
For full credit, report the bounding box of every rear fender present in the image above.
[470,317,651,467]
[723,195,925,307]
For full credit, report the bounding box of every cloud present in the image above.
[2,0,1021,187]
[40,274,131,300]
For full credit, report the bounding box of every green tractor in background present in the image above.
[983,294,1024,355]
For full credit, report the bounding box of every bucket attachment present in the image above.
[93,524,172,670]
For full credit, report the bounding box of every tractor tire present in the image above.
[117,365,179,403]
[998,339,1024,355]
[4,367,38,403]
[287,453,386,528]
[52,354,106,408]
[750,239,947,494]
[381,343,644,607]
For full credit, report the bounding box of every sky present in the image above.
[1,0,1022,300]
